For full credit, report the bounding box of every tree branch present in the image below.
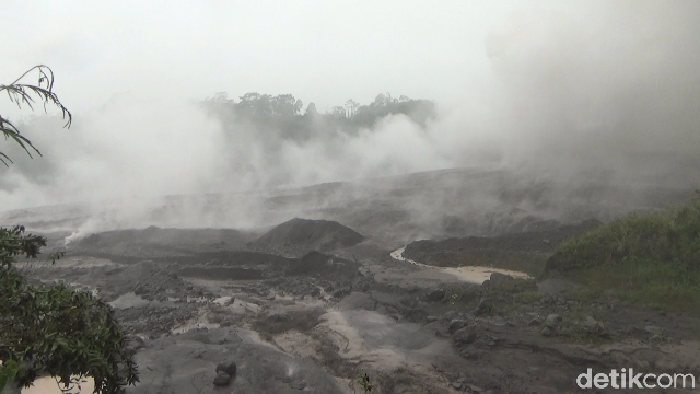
[0,65,72,166]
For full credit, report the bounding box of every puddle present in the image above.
[171,321,220,334]
[212,296,234,305]
[108,292,150,309]
[185,296,209,303]
[55,256,116,268]
[21,376,94,394]
[171,310,221,334]
[391,247,529,283]
[443,266,530,282]
[318,309,455,372]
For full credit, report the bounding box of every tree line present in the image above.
[201,91,436,140]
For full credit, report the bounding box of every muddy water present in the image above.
[390,247,529,282]
[108,291,150,309]
[22,376,94,394]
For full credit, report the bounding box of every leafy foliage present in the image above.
[0,66,138,393]
[357,371,372,393]
[0,360,20,392]
[201,91,436,142]
[545,192,700,310]
[0,226,139,393]
[0,65,72,166]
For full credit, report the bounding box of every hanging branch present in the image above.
[0,65,72,166]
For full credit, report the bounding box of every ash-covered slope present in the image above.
[402,219,602,275]
[252,218,364,256]
[71,226,259,258]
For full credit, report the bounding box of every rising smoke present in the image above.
[1,0,699,237]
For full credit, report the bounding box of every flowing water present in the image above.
[390,247,529,282]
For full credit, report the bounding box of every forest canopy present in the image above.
[200,92,436,141]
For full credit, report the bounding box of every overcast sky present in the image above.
[3,0,571,112]
[2,0,700,218]
[4,1,698,112]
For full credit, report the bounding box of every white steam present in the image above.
[2,0,700,238]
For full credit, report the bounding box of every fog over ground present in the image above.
[1,0,699,232]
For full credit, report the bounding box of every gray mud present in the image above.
[5,168,700,393]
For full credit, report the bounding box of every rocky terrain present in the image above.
[3,167,700,393]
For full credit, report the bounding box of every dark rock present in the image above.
[267,313,288,323]
[581,316,608,337]
[474,298,491,316]
[213,372,232,386]
[487,272,513,288]
[545,313,561,327]
[290,380,306,390]
[541,326,554,337]
[448,319,468,334]
[216,361,237,376]
[453,327,477,345]
[426,289,446,302]
[134,286,150,295]
[424,321,450,338]
[128,335,146,348]
[442,311,458,321]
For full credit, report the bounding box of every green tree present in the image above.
[293,99,303,115]
[0,66,71,166]
[304,102,317,116]
[344,100,359,117]
[0,66,138,393]
[330,106,346,117]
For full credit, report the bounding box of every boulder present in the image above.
[448,320,468,334]
[425,289,446,302]
[487,272,513,288]
[545,314,562,328]
[213,372,232,386]
[581,316,608,337]
[541,326,554,337]
[453,327,477,345]
[216,361,237,376]
[473,298,491,316]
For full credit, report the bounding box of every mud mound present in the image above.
[403,220,602,274]
[163,250,358,282]
[72,226,258,257]
[178,267,264,280]
[284,251,360,278]
[406,220,601,256]
[170,251,294,267]
[254,218,364,254]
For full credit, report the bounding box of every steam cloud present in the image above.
[1,0,699,236]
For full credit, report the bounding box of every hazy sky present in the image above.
[3,0,545,112]
[2,0,700,221]
[4,1,698,112]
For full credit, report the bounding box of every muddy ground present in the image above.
[3,167,700,393]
